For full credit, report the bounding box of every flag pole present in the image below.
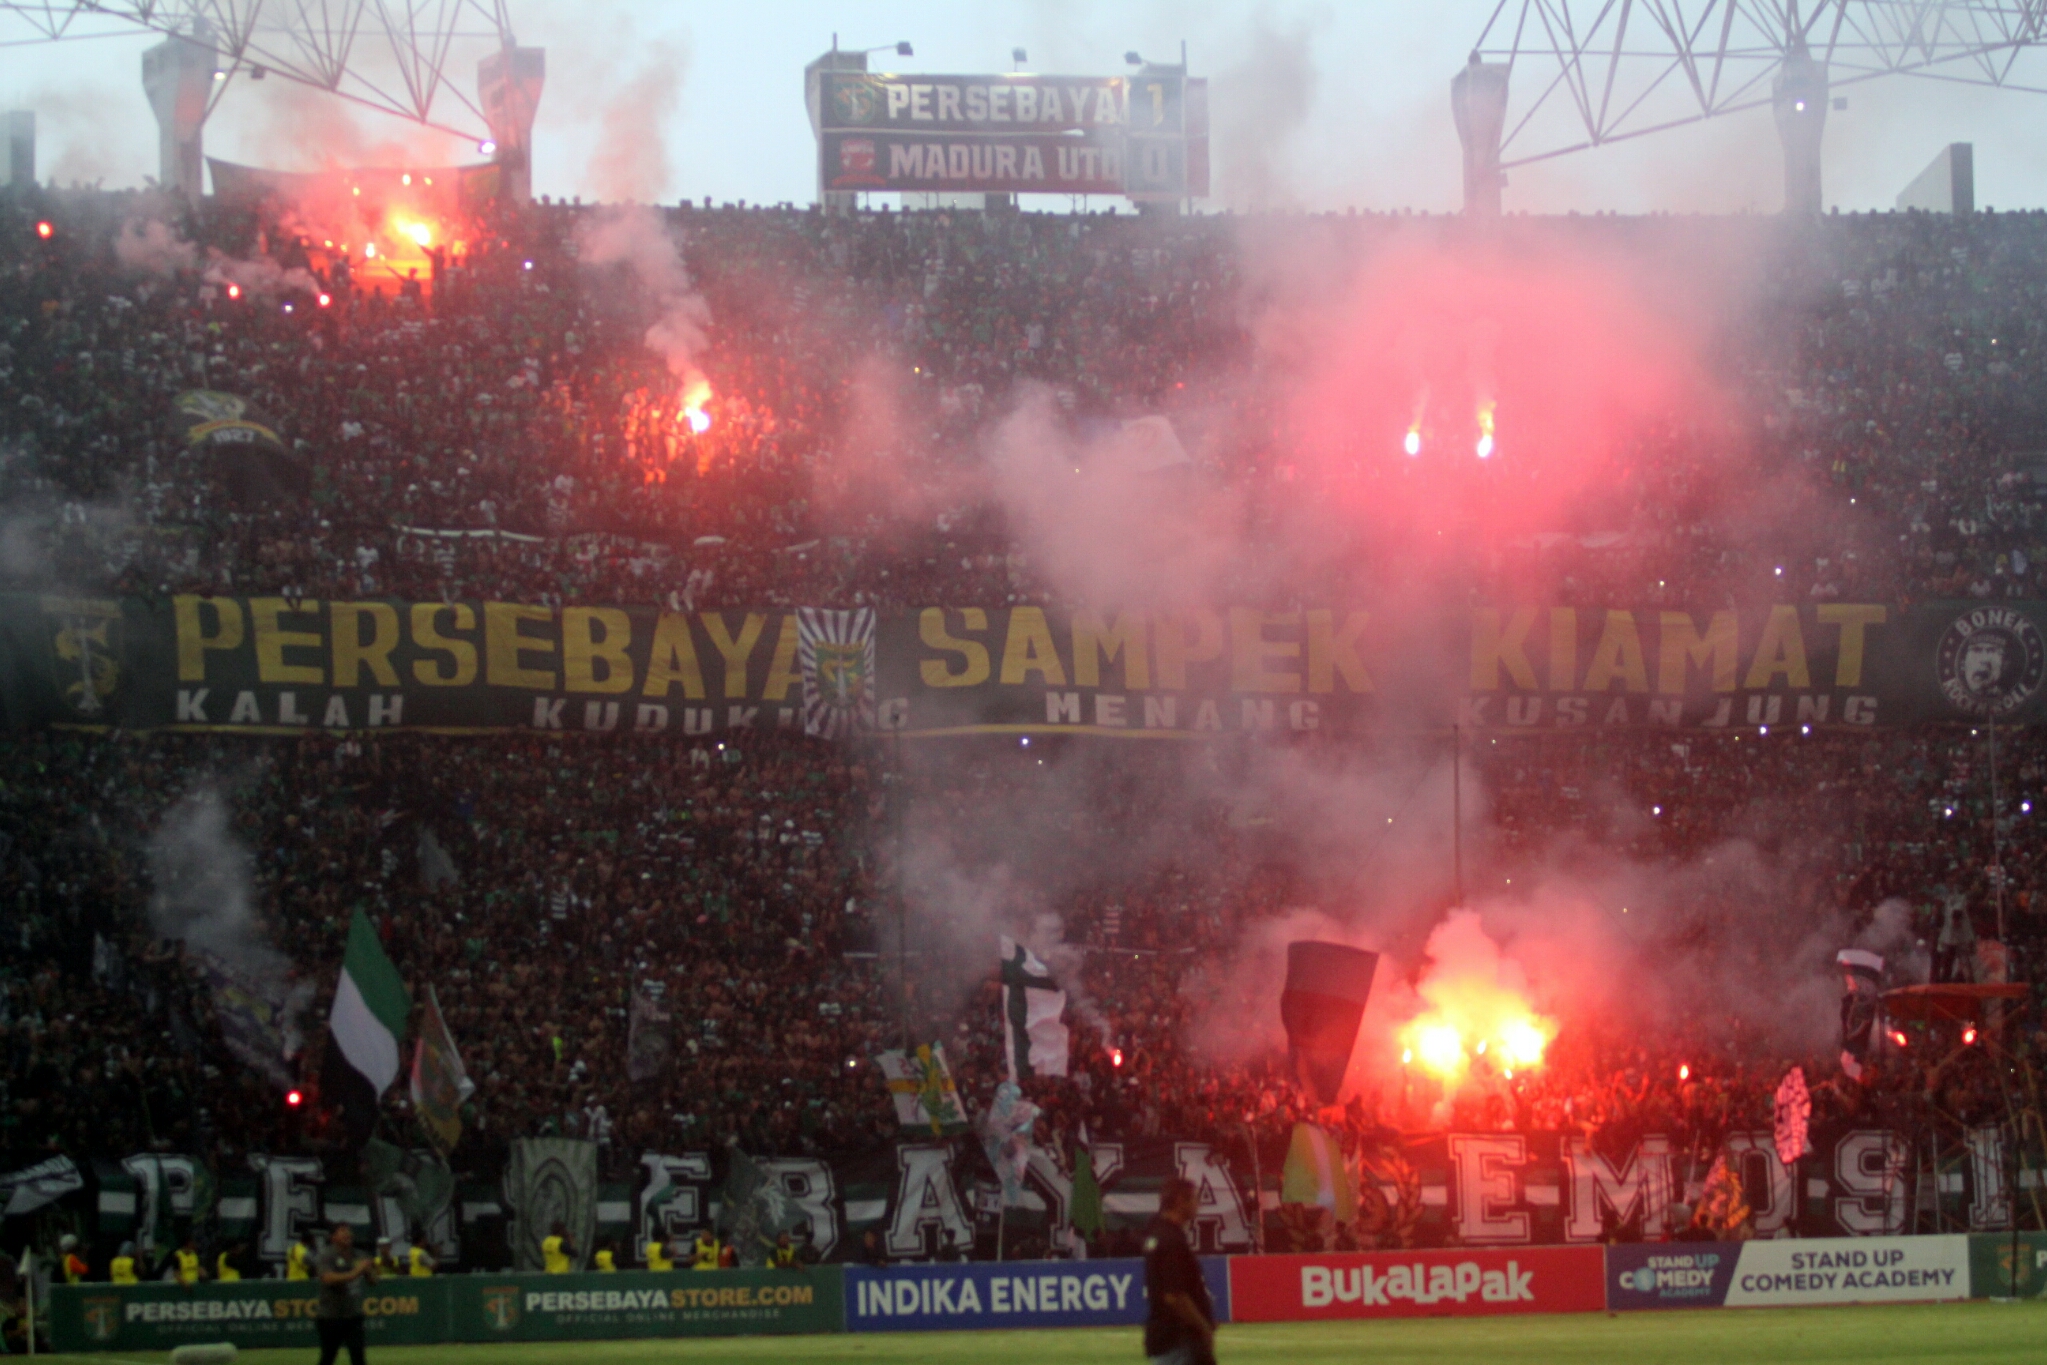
[1244,1119,1264,1254]
[1989,715,2005,943]
[1451,724,1464,907]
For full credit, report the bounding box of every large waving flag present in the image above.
[1281,1121,1357,1224]
[326,910,411,1146]
[1280,941,1378,1105]
[999,937,1069,1081]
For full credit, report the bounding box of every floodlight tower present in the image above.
[1451,52,1510,217]
[1465,1,2047,215]
[1773,37,1830,216]
[141,19,217,202]
[0,2,535,199]
[479,46,546,205]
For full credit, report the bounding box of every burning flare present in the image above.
[1396,911,1554,1084]
[679,375,714,438]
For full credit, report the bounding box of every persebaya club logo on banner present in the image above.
[44,597,122,718]
[1935,606,2047,716]
[480,1285,523,1331]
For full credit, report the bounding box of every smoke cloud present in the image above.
[113,215,320,298]
[869,216,1871,1106]
[577,205,712,404]
[146,786,288,976]
[585,40,690,205]
[1212,10,1323,210]
[113,218,198,275]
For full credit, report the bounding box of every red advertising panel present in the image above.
[1229,1247,1605,1322]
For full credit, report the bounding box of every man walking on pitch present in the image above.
[1142,1177,1216,1365]
[316,1224,378,1365]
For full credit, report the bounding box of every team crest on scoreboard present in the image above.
[830,79,881,126]
[43,597,123,718]
[797,607,877,738]
[1935,606,2045,717]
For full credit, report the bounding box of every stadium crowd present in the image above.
[2,181,2045,1275]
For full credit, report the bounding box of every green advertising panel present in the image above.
[49,1279,449,1354]
[1969,1231,2047,1299]
[50,1269,845,1352]
[446,1268,845,1341]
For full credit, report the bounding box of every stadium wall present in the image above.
[52,1236,2035,1351]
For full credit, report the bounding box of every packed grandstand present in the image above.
[1,178,2043,1297]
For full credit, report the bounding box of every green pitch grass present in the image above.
[47,1301,2047,1365]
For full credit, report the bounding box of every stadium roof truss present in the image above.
[0,0,515,140]
[1473,1,2047,168]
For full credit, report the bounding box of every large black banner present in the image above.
[5,595,2042,736]
[78,1125,2029,1272]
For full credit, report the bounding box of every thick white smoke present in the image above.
[146,786,289,976]
[576,205,712,407]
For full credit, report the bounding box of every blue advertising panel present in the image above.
[1605,1243,1739,1310]
[845,1257,1231,1333]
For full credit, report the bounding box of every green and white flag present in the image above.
[325,910,411,1145]
[1280,1121,1356,1224]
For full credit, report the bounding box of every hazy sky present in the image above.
[7,1,2047,214]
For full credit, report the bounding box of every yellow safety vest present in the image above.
[692,1235,720,1269]
[594,1248,616,1272]
[174,1249,201,1285]
[646,1242,672,1271]
[287,1243,312,1280]
[64,1254,89,1285]
[768,1244,797,1268]
[408,1246,434,1277]
[111,1256,138,1285]
[216,1253,240,1282]
[542,1235,572,1274]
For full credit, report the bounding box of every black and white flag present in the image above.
[1837,947,1885,1079]
[999,936,1069,1082]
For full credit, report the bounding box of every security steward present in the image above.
[1142,1177,1217,1365]
[287,1229,317,1280]
[407,1241,436,1277]
[316,1223,377,1365]
[216,1241,246,1282]
[173,1236,205,1286]
[109,1242,139,1284]
[542,1221,575,1273]
[766,1231,799,1269]
[593,1241,617,1272]
[59,1235,89,1285]
[690,1226,721,1270]
[645,1235,673,1272]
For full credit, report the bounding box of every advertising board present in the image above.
[844,1256,1230,1333]
[1720,1236,1969,1306]
[50,1281,446,1354]
[1605,1242,1741,1309]
[445,1269,843,1341]
[1968,1231,2047,1299]
[1228,1246,1604,1321]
